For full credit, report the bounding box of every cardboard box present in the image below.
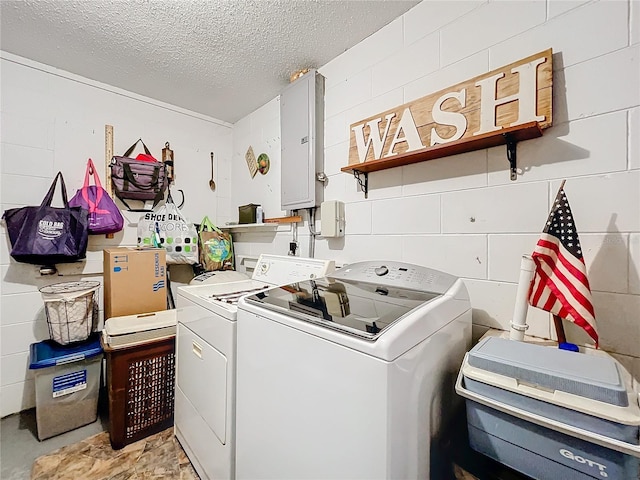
[104,247,167,320]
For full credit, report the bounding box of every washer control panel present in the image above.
[329,261,456,294]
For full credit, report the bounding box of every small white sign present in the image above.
[52,369,87,398]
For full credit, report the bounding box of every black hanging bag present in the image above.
[110,138,167,211]
[2,172,90,265]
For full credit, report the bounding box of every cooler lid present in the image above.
[29,333,103,369]
[105,310,176,336]
[467,337,628,407]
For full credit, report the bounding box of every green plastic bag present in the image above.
[198,216,234,271]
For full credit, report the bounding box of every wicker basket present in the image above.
[39,281,100,345]
[102,335,175,449]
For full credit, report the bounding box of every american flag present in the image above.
[528,185,598,346]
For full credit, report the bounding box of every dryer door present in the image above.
[177,323,228,444]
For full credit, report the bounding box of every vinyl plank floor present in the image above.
[1,406,198,480]
[30,427,198,480]
[1,405,108,480]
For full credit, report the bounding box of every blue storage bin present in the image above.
[29,333,103,440]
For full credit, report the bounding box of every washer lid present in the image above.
[244,277,441,341]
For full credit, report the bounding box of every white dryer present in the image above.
[175,255,334,480]
[235,261,472,480]
[189,270,249,285]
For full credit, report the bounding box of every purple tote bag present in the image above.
[69,158,124,234]
[2,172,89,265]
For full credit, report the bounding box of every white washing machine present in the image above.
[175,254,334,480]
[235,261,472,480]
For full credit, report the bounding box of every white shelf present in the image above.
[221,223,280,233]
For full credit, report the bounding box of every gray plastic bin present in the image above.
[29,334,103,440]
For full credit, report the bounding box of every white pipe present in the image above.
[510,254,536,341]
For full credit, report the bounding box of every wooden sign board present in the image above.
[348,49,552,166]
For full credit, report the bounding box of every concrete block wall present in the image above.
[230,0,640,379]
[1,0,638,417]
[0,53,233,416]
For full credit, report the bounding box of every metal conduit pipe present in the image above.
[307,207,318,258]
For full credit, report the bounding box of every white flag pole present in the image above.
[510,254,536,341]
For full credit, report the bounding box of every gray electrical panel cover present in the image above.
[280,70,324,210]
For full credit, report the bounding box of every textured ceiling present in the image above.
[0,0,419,123]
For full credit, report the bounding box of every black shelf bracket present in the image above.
[503,132,518,181]
[353,170,369,199]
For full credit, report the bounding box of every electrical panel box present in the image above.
[320,200,345,238]
[280,70,325,210]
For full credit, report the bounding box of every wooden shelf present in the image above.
[341,122,542,197]
[264,215,302,224]
[221,223,279,233]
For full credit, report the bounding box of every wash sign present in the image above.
[348,49,553,165]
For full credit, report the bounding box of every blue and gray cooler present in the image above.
[456,336,640,479]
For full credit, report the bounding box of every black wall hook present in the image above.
[503,132,518,181]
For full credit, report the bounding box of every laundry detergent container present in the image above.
[29,333,103,440]
[456,337,640,480]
